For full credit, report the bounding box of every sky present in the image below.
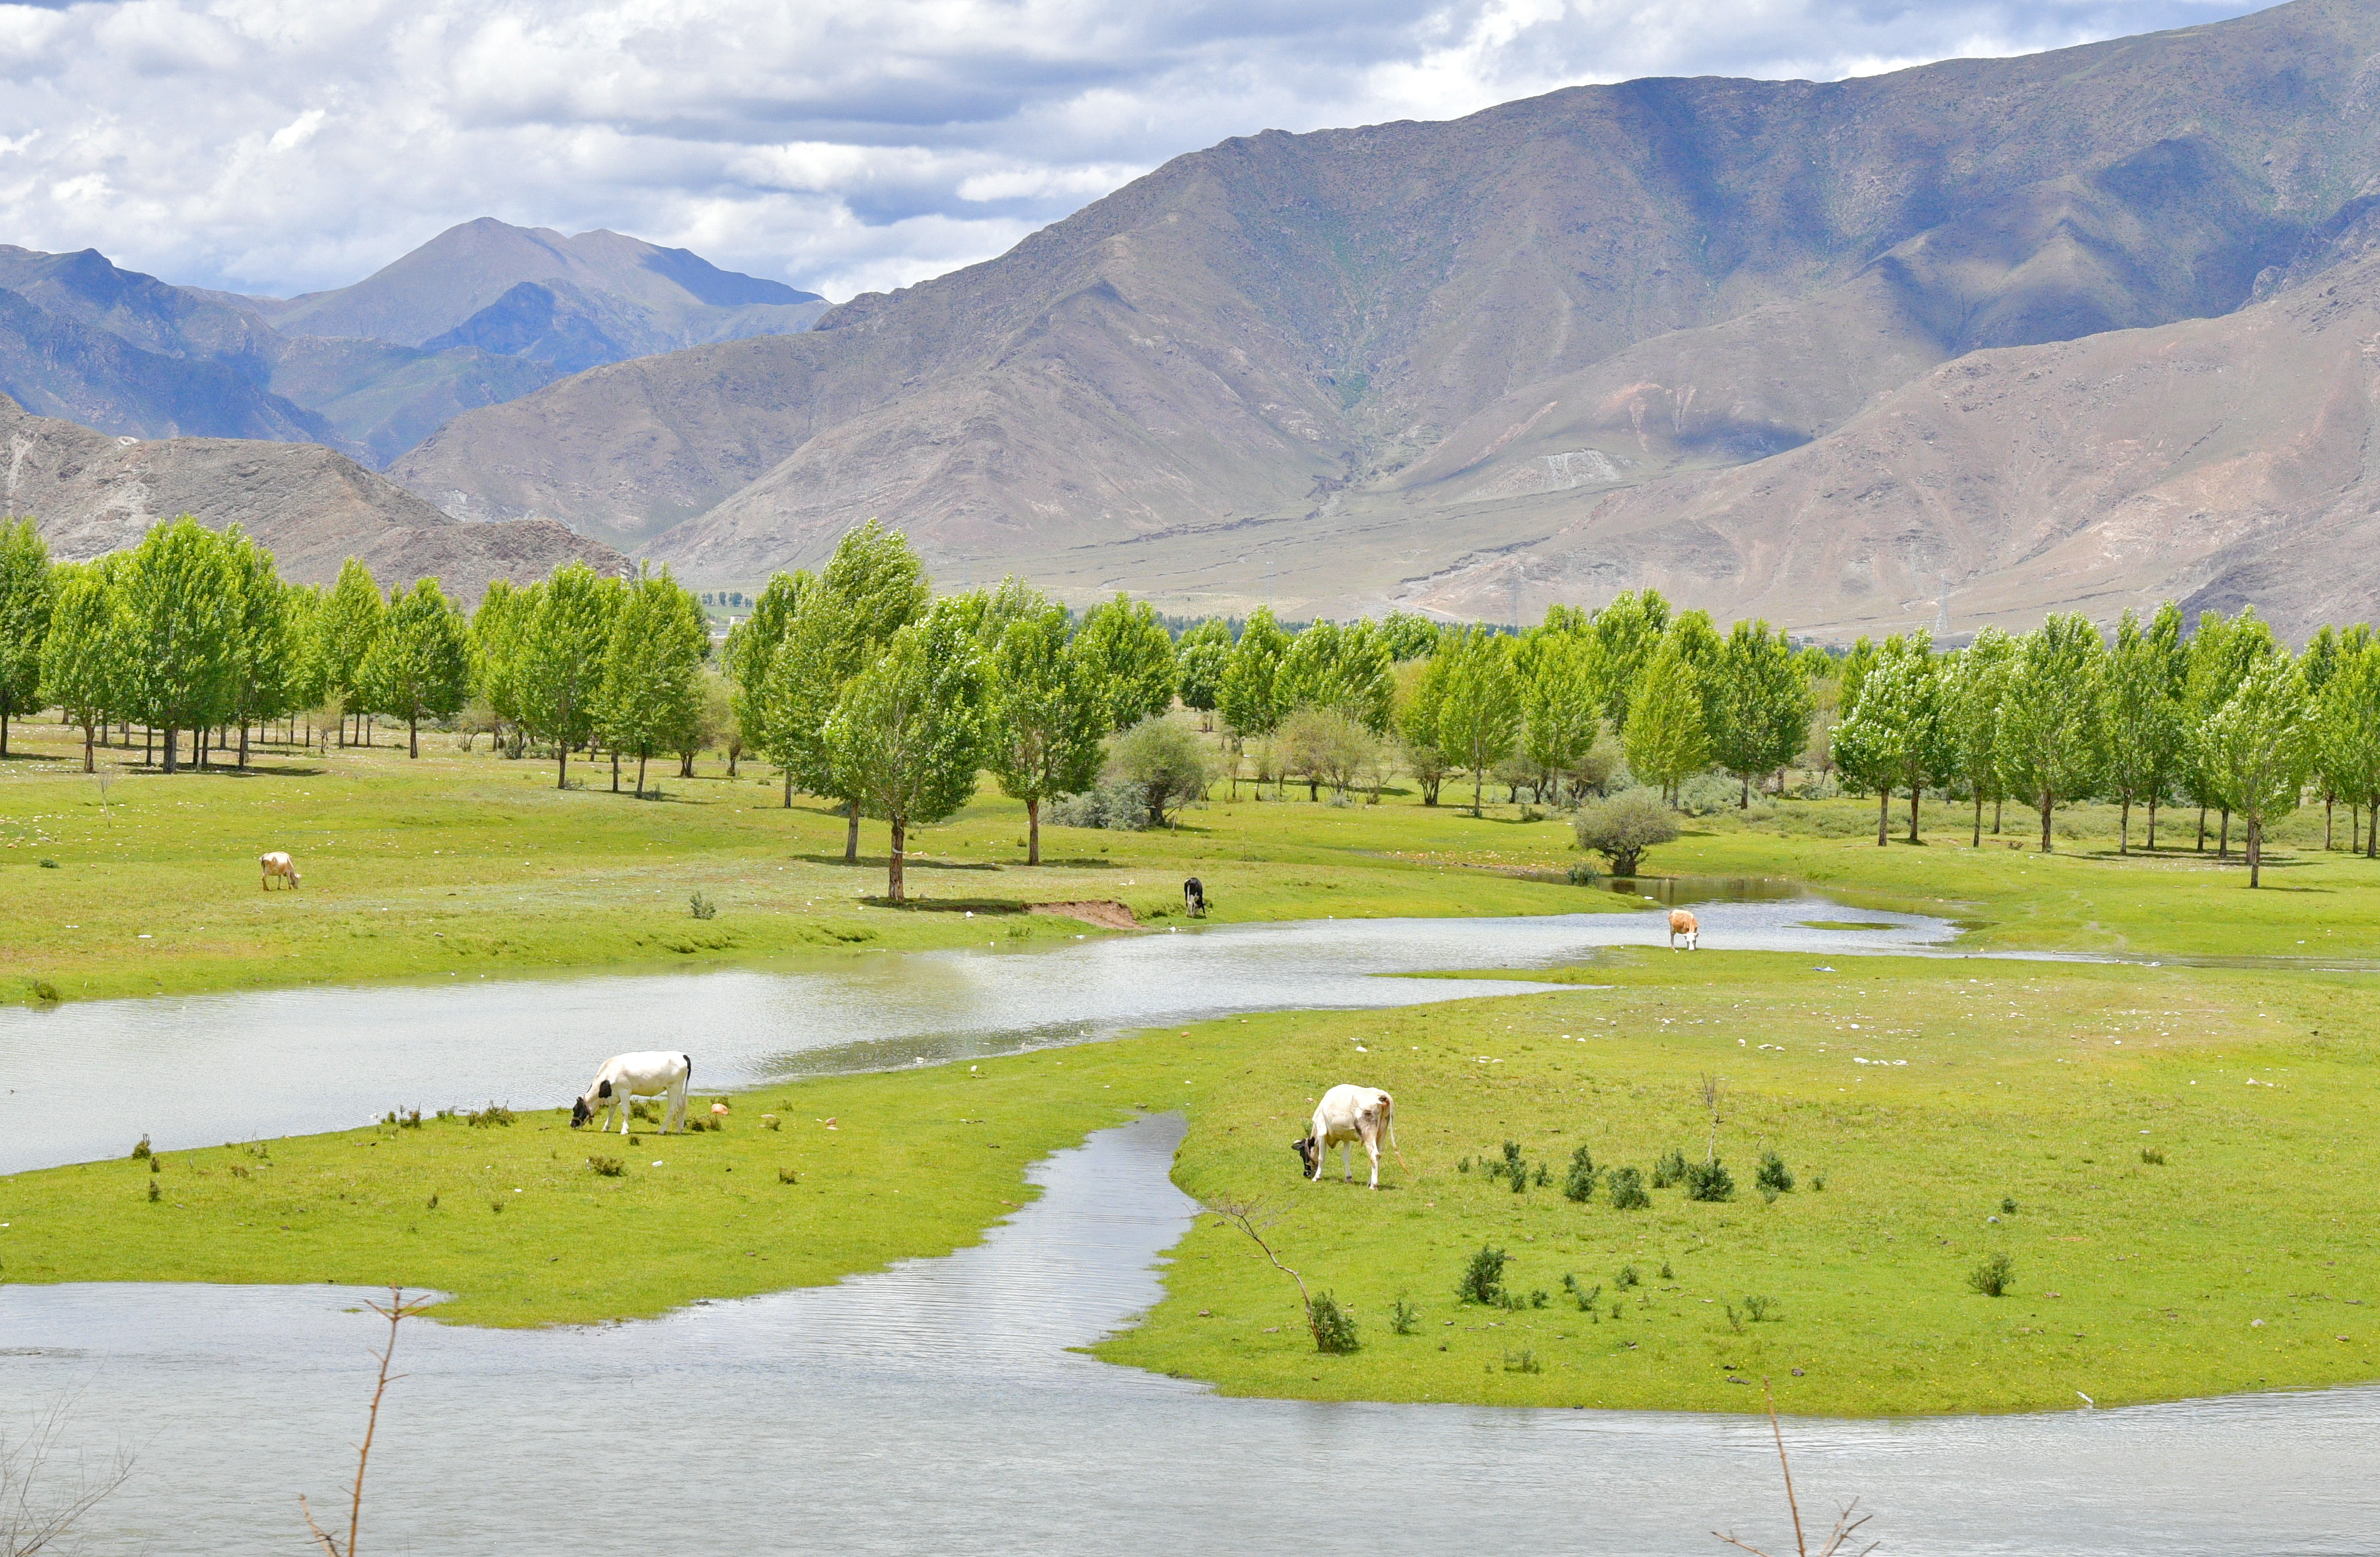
[0,0,2278,302]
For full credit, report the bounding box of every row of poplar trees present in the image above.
[1830,605,2380,886]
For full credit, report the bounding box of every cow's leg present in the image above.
[1343,1140,1354,1182]
[666,1076,686,1134]
[1366,1131,1381,1189]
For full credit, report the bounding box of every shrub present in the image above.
[1968,1251,2015,1297]
[1531,1162,1550,1188]
[1571,788,1680,876]
[1674,771,1750,817]
[37,857,58,868]
[146,1180,161,1202]
[689,890,717,921]
[1456,1155,1471,1174]
[1811,1174,1827,1191]
[2140,1146,2167,1165]
[777,1167,800,1184]
[762,1114,781,1132]
[1685,1157,1736,1202]
[1651,1148,1688,1188]
[1308,1290,1360,1354]
[149,1153,161,1175]
[1755,1150,1794,1194]
[629,1099,658,1122]
[1390,1299,1420,1335]
[1606,1166,1651,1210]
[2001,1195,2017,1213]
[1104,716,1214,827]
[1743,1295,1778,1322]
[1562,1143,1596,1202]
[383,1109,423,1128]
[1561,1273,1603,1312]
[468,1102,516,1128]
[1502,1348,1542,1374]
[1458,1245,1508,1305]
[587,1155,625,1176]
[1047,779,1151,831]
[426,1192,438,1208]
[28,978,60,1003]
[1498,1141,1525,1182]
[1658,1263,1674,1281]
[490,1199,504,1213]
[1566,861,1600,885]
[1615,1263,1640,1290]
[129,1134,151,1160]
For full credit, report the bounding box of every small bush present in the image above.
[37,857,58,869]
[1390,1299,1420,1335]
[1685,1157,1736,1202]
[491,1199,505,1213]
[2000,1195,2018,1213]
[146,1180,161,1202]
[1502,1348,1542,1374]
[1652,1148,1688,1189]
[1607,1166,1651,1210]
[1531,1162,1551,1188]
[149,1154,161,1175]
[1308,1291,1360,1354]
[1458,1245,1508,1305]
[28,978,60,1003]
[629,1100,658,1122]
[1968,1251,2015,1297]
[468,1102,516,1127]
[1499,1141,1525,1181]
[2140,1146,2167,1165]
[1724,1302,1744,1334]
[587,1155,625,1176]
[1571,788,1680,876]
[1743,1295,1778,1322]
[762,1114,781,1131]
[1562,1143,1596,1202]
[129,1134,151,1161]
[777,1167,800,1184]
[1456,1155,1471,1173]
[690,890,717,921]
[383,1109,423,1129]
[1811,1174,1827,1191]
[1755,1150,1794,1194]
[427,1193,438,1208]
[1674,771,1750,817]
[1048,778,1153,831]
[1616,1263,1640,1290]
[1561,1274,1603,1312]
[1565,861,1600,885]
[1659,1262,1674,1281]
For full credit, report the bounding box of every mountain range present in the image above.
[383,0,2380,641]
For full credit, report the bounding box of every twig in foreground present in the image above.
[301,1286,433,1557]
[1712,1378,1877,1557]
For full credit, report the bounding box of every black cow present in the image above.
[1183,877,1207,917]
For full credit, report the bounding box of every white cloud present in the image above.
[0,0,2273,301]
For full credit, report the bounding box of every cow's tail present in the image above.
[1385,1092,1409,1173]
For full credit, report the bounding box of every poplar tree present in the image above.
[1708,620,1810,807]
[986,596,1104,865]
[1587,588,1670,731]
[1522,631,1604,799]
[1174,618,1233,728]
[2194,658,2312,888]
[2104,607,2185,854]
[321,558,386,746]
[1218,606,1288,738]
[823,598,989,903]
[1996,613,2108,853]
[1394,654,1453,806]
[38,561,120,772]
[2319,639,2380,859]
[725,571,805,795]
[122,517,237,772]
[1073,592,1176,731]
[0,518,51,759]
[2182,608,2275,854]
[762,521,929,859]
[1435,625,1522,814]
[518,561,617,788]
[1276,620,1394,733]
[1376,610,1441,661]
[220,526,294,768]
[470,579,533,755]
[1623,633,1713,807]
[367,577,472,759]
[599,570,708,795]
[1943,626,2016,845]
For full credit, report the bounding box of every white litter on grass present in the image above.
[651,1161,664,1167]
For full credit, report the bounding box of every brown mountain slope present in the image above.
[393,0,2380,616]
[1405,249,2380,643]
[1,396,622,599]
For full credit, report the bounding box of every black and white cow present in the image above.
[571,1051,692,1134]
[1184,877,1207,916]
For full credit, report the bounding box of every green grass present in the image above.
[8,952,2378,1416]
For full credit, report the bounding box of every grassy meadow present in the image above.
[7,711,2380,1415]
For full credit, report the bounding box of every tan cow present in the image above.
[1668,908,1699,950]
[259,851,301,891]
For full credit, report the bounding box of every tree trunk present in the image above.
[1741,773,1750,809]
[2039,792,2054,853]
[364,715,373,748]
[240,722,251,770]
[144,725,153,765]
[163,727,178,773]
[887,817,907,903]
[1471,768,1484,815]
[1308,777,1319,801]
[1907,778,1920,844]
[2147,797,2159,852]
[81,723,94,773]
[678,750,694,779]
[845,799,860,863]
[407,716,419,760]
[1973,792,1983,849]
[556,745,569,790]
[636,752,648,798]
[1993,797,2003,835]
[1876,787,1889,846]
[2248,814,2262,888]
[1,706,9,758]
[2219,809,2231,859]
[2118,797,2130,855]
[610,749,620,793]
[2325,797,2334,850]
[783,773,792,808]
[1027,797,1042,866]
[2197,806,2206,851]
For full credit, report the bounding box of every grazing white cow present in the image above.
[259,851,301,891]
[1668,908,1699,950]
[1293,1084,1402,1189]
[571,1051,691,1134]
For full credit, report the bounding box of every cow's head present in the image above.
[1291,1134,1317,1176]
[570,1078,612,1129]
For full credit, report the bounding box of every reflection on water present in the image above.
[9,1114,2376,1557]
[0,896,1952,1175]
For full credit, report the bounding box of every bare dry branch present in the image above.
[1,1394,134,1557]
[301,1286,433,1557]
[1199,1194,1313,1313]
[1713,1378,1878,1557]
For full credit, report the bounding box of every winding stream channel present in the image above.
[6,887,2379,1552]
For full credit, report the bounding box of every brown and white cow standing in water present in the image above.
[1293,1084,1402,1188]
[259,851,301,891]
[1668,908,1699,950]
